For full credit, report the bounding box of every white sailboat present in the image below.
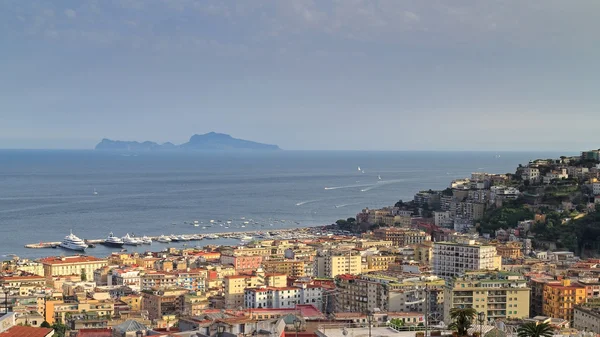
[378,175,382,180]
[93,188,98,195]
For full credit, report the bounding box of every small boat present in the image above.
[240,235,253,241]
[169,234,180,242]
[93,188,98,196]
[227,220,232,224]
[157,235,171,243]
[206,234,219,239]
[210,220,215,223]
[378,175,382,180]
[178,235,190,241]
[142,236,152,245]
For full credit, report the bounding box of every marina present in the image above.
[22,226,334,250]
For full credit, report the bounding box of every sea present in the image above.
[0,150,568,259]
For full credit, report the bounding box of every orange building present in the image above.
[543,279,586,322]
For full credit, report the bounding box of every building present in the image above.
[574,305,600,334]
[315,252,362,278]
[140,269,207,291]
[244,284,323,310]
[262,260,309,278]
[543,279,586,322]
[220,255,264,272]
[444,271,530,323]
[223,269,287,309]
[433,240,501,278]
[40,255,108,280]
[434,211,452,227]
[373,228,431,247]
[141,288,188,320]
[0,273,47,295]
[495,242,523,260]
[335,273,444,315]
[365,254,396,272]
[45,299,115,324]
[529,276,560,317]
[521,167,540,182]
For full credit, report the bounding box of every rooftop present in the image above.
[39,256,106,265]
[0,326,53,337]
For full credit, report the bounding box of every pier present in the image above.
[23,227,320,249]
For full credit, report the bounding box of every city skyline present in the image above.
[1,0,599,151]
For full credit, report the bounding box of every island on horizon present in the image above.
[95,132,281,151]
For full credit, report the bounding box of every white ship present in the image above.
[122,233,141,246]
[157,235,171,243]
[60,231,88,251]
[206,234,219,239]
[240,235,253,242]
[141,236,152,245]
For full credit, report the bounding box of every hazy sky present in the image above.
[1,0,599,151]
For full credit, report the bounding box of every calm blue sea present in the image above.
[0,150,567,259]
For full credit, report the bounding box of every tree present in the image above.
[80,268,87,281]
[390,318,404,328]
[448,308,476,336]
[40,321,51,328]
[517,322,553,337]
[52,321,68,337]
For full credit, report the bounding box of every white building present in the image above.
[434,211,451,227]
[109,269,141,291]
[574,306,600,334]
[244,284,324,310]
[593,183,600,195]
[521,167,540,182]
[433,241,501,278]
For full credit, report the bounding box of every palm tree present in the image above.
[448,308,477,336]
[517,322,554,337]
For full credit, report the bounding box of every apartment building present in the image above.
[220,255,263,272]
[182,292,210,316]
[373,228,431,247]
[142,288,188,320]
[40,256,108,280]
[140,269,208,291]
[495,242,523,260]
[574,305,600,334]
[414,241,433,266]
[223,269,287,309]
[0,273,46,296]
[315,252,362,278]
[529,276,560,317]
[335,273,444,315]
[45,299,115,324]
[543,279,586,322]
[433,240,501,278]
[108,269,141,291]
[443,271,530,323]
[365,255,397,272]
[262,260,310,278]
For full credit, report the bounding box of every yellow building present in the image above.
[414,241,433,265]
[108,253,138,266]
[120,294,142,312]
[183,292,210,316]
[40,256,108,280]
[262,260,307,277]
[366,255,396,272]
[45,298,115,324]
[495,242,523,259]
[543,279,586,322]
[444,271,530,323]
[0,274,47,295]
[356,240,394,249]
[316,252,362,278]
[223,269,286,309]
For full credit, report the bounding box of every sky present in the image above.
[1,0,599,151]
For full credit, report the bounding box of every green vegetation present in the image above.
[517,322,553,337]
[481,200,534,232]
[448,307,476,336]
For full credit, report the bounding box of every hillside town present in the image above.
[5,149,600,337]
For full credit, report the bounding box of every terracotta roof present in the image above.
[39,256,106,265]
[77,328,113,337]
[0,326,53,337]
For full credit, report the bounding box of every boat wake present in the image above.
[335,202,361,208]
[360,179,405,192]
[324,183,373,190]
[296,199,323,206]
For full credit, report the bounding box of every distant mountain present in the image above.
[95,132,280,151]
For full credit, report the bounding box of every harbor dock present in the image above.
[23,227,323,249]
